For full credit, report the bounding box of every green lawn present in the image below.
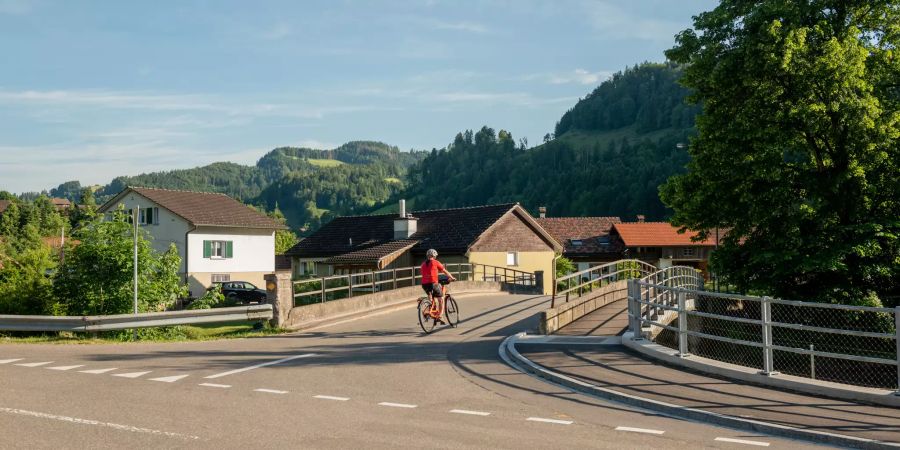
[0,321,288,344]
[384,177,401,184]
[307,159,345,167]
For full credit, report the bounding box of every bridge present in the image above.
[0,261,897,448]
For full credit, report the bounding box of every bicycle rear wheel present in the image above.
[418,298,435,333]
[444,295,459,327]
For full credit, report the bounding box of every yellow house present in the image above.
[286,202,561,294]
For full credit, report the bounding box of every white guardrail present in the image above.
[0,304,273,332]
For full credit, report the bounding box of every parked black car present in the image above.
[218,281,267,304]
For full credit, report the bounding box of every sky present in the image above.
[0,0,717,193]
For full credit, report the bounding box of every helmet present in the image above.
[426,249,438,258]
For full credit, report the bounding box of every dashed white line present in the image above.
[378,402,417,409]
[314,395,350,401]
[0,359,23,364]
[199,383,231,389]
[79,368,117,374]
[715,437,770,447]
[149,375,189,383]
[615,426,665,435]
[15,361,53,367]
[526,417,573,425]
[203,354,317,379]
[0,406,200,440]
[254,389,288,394]
[112,371,151,379]
[47,365,85,371]
[450,409,491,416]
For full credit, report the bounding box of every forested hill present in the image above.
[398,63,697,220]
[50,141,427,232]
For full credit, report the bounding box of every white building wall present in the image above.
[187,226,275,273]
[104,192,192,273]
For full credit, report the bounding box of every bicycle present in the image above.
[417,276,459,333]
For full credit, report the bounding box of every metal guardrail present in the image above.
[627,274,900,391]
[292,263,536,307]
[0,304,274,332]
[551,259,656,308]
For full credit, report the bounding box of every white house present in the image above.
[99,187,284,297]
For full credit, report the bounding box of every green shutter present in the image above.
[203,240,211,258]
[225,241,233,258]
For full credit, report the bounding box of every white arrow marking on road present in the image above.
[314,395,350,401]
[203,353,317,379]
[112,371,151,379]
[15,361,53,367]
[47,365,85,371]
[378,402,417,409]
[254,389,288,394]
[79,368,117,374]
[714,437,770,447]
[0,359,23,364]
[615,426,664,435]
[149,375,189,383]
[450,409,491,416]
[199,383,231,389]
[527,417,573,425]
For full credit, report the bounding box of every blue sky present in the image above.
[0,0,716,193]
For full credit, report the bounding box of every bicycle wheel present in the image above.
[418,298,435,333]
[444,295,459,327]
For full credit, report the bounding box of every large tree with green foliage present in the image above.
[661,1,900,305]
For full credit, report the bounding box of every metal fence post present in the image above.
[320,277,326,303]
[760,296,777,375]
[895,306,900,395]
[348,274,353,298]
[393,269,397,290]
[677,290,689,357]
[810,344,816,380]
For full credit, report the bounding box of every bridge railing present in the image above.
[292,263,535,307]
[551,259,655,308]
[628,278,900,391]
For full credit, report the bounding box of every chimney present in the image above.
[636,215,646,223]
[394,199,417,239]
[538,206,547,219]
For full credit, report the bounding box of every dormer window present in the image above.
[596,236,610,246]
[571,239,583,247]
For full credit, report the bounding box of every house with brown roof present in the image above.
[610,222,717,277]
[534,215,623,272]
[99,187,285,297]
[286,201,562,294]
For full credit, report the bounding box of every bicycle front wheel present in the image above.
[418,298,435,333]
[444,295,459,327]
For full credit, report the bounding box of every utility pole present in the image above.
[60,226,65,266]
[133,206,139,340]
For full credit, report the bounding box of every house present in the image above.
[99,187,285,297]
[609,221,717,277]
[534,212,623,272]
[286,201,562,294]
[50,197,72,212]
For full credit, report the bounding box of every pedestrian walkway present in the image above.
[555,299,629,336]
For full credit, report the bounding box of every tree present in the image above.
[0,233,58,315]
[661,1,900,306]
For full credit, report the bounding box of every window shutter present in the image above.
[153,207,159,224]
[203,240,212,258]
[225,241,233,258]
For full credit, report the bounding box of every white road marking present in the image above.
[0,406,200,440]
[112,371,151,379]
[715,437,770,447]
[149,375,189,383]
[254,389,288,394]
[450,409,491,416]
[47,365,85,371]
[615,426,665,435]
[313,395,350,401]
[203,354,317,379]
[378,402,417,409]
[79,368,117,374]
[0,359,23,364]
[15,361,53,367]
[527,417,573,425]
[199,383,231,388]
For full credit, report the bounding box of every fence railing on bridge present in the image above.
[628,271,900,392]
[551,259,656,308]
[292,263,536,307]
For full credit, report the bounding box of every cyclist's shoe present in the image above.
[435,318,446,326]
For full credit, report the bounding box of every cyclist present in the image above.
[421,249,456,324]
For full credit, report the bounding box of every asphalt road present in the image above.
[0,293,821,449]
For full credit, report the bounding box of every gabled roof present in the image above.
[612,222,717,247]
[287,203,559,258]
[324,239,418,269]
[99,187,285,230]
[534,217,623,256]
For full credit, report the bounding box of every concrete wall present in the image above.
[469,251,554,295]
[539,280,628,334]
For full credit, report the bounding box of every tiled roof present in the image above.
[287,204,518,257]
[100,187,285,230]
[51,198,71,207]
[324,239,418,269]
[0,200,11,214]
[612,222,717,247]
[275,255,292,271]
[535,217,623,256]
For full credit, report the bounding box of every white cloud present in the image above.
[523,69,612,86]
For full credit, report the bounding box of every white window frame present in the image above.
[211,241,226,259]
[211,273,230,283]
[506,251,519,267]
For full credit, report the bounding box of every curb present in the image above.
[499,332,900,450]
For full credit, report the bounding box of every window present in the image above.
[506,251,518,266]
[211,274,230,283]
[203,240,233,259]
[570,239,583,247]
[682,248,696,257]
[596,236,610,246]
[137,207,159,225]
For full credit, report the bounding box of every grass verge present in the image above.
[0,321,288,344]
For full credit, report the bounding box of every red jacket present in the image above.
[421,259,445,284]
